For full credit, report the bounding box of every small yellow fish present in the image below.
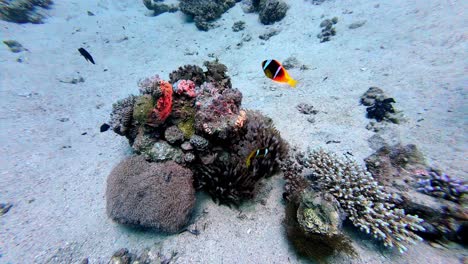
[246,148,269,168]
[262,59,297,88]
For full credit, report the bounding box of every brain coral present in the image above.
[106,156,195,233]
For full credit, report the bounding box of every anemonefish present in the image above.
[246,148,269,168]
[262,59,297,88]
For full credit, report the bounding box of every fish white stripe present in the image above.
[273,65,282,79]
[263,60,272,70]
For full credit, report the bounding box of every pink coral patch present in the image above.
[176,80,197,98]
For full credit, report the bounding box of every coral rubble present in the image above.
[0,0,53,23]
[318,17,338,43]
[179,0,239,31]
[282,148,425,253]
[143,0,178,16]
[243,0,288,25]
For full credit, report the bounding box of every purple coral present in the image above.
[414,169,467,203]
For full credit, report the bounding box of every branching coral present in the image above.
[283,149,425,253]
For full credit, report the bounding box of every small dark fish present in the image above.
[100,123,110,132]
[78,47,95,64]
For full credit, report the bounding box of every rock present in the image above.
[132,128,157,154]
[143,0,178,16]
[348,20,366,29]
[106,156,196,233]
[0,203,13,216]
[282,56,300,69]
[259,28,280,40]
[109,248,133,264]
[3,40,26,52]
[145,141,183,162]
[258,0,288,25]
[181,141,194,151]
[232,20,245,32]
[189,135,209,151]
[164,125,184,144]
[296,103,318,115]
[183,152,196,163]
[318,18,337,42]
[360,86,386,106]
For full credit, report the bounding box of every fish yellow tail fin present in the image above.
[287,78,297,88]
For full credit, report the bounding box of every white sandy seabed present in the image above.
[0,0,467,263]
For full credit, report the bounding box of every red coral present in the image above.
[176,80,197,98]
[155,80,173,122]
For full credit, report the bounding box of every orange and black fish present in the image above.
[246,148,269,168]
[78,47,95,64]
[262,59,297,87]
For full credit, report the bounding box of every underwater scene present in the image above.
[1,0,467,263]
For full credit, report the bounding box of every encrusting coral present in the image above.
[282,149,425,253]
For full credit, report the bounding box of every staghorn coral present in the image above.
[283,149,425,253]
[106,156,195,233]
